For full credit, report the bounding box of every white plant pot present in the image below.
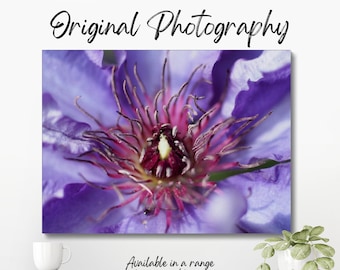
[277,249,315,270]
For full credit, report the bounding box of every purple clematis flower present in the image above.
[42,50,291,234]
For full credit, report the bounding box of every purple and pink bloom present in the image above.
[42,50,291,234]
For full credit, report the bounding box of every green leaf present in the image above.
[315,257,335,269]
[282,230,292,241]
[264,237,283,242]
[310,226,324,236]
[256,263,271,270]
[302,261,318,270]
[262,246,275,259]
[314,244,335,257]
[208,159,290,182]
[254,243,267,250]
[274,240,291,251]
[303,225,313,232]
[291,244,311,260]
[309,236,329,242]
[292,229,309,242]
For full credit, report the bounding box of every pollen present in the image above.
[158,134,172,160]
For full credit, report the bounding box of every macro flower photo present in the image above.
[42,50,291,234]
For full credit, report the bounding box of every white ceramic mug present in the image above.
[33,242,71,270]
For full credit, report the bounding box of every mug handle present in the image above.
[62,246,72,264]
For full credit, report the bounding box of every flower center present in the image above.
[140,124,190,179]
[158,134,172,160]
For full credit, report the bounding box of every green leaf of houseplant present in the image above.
[254,243,267,250]
[264,237,283,242]
[282,230,292,241]
[256,263,270,270]
[314,244,335,257]
[302,261,318,270]
[274,240,291,251]
[310,226,324,236]
[262,246,275,259]
[291,244,311,260]
[292,229,309,243]
[315,257,335,269]
[309,236,329,242]
[303,225,313,232]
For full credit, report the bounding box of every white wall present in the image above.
[1,1,340,269]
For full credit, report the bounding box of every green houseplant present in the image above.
[254,225,335,270]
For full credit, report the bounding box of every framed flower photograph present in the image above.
[42,50,291,234]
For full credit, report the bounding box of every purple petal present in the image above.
[196,184,247,233]
[43,183,125,233]
[111,50,223,120]
[116,50,167,94]
[117,50,220,94]
[42,93,92,154]
[221,50,291,117]
[111,184,247,234]
[42,147,112,203]
[226,93,291,164]
[84,50,104,67]
[167,50,220,92]
[231,64,290,119]
[219,51,291,163]
[42,50,115,127]
[242,95,291,161]
[229,162,291,233]
[170,51,222,113]
[212,50,263,104]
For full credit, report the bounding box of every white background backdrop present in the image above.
[1,0,340,269]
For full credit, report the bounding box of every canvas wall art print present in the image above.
[42,50,291,234]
